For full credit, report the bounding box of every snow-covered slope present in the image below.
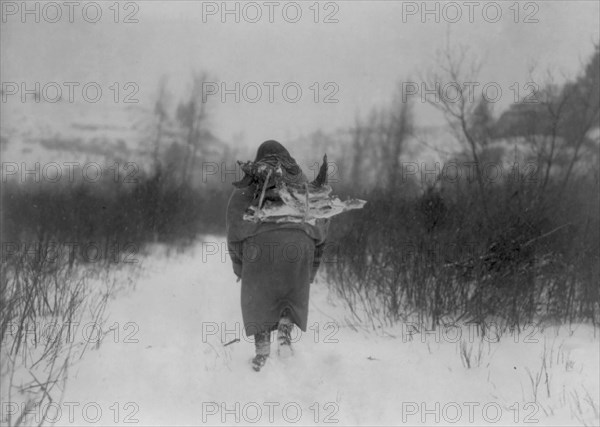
[52,238,599,426]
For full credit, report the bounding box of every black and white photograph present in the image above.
[1,1,599,425]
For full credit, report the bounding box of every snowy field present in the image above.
[31,237,599,426]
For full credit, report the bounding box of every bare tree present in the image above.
[500,45,599,197]
[559,45,600,191]
[152,75,171,171]
[176,71,211,185]
[348,90,414,192]
[381,92,414,189]
[421,45,490,220]
[349,113,375,192]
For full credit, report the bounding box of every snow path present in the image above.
[58,238,599,426]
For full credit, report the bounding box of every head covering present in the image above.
[233,140,304,189]
[254,140,291,162]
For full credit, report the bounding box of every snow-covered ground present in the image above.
[30,237,599,426]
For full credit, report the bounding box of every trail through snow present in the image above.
[56,238,599,426]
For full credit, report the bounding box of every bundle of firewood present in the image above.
[234,154,366,225]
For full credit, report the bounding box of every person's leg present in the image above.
[252,331,271,371]
[277,308,294,356]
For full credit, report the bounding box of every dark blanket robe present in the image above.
[226,185,329,336]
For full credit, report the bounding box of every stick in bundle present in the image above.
[235,154,366,224]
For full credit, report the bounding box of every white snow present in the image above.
[36,237,600,426]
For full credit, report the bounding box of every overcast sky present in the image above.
[2,1,599,148]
